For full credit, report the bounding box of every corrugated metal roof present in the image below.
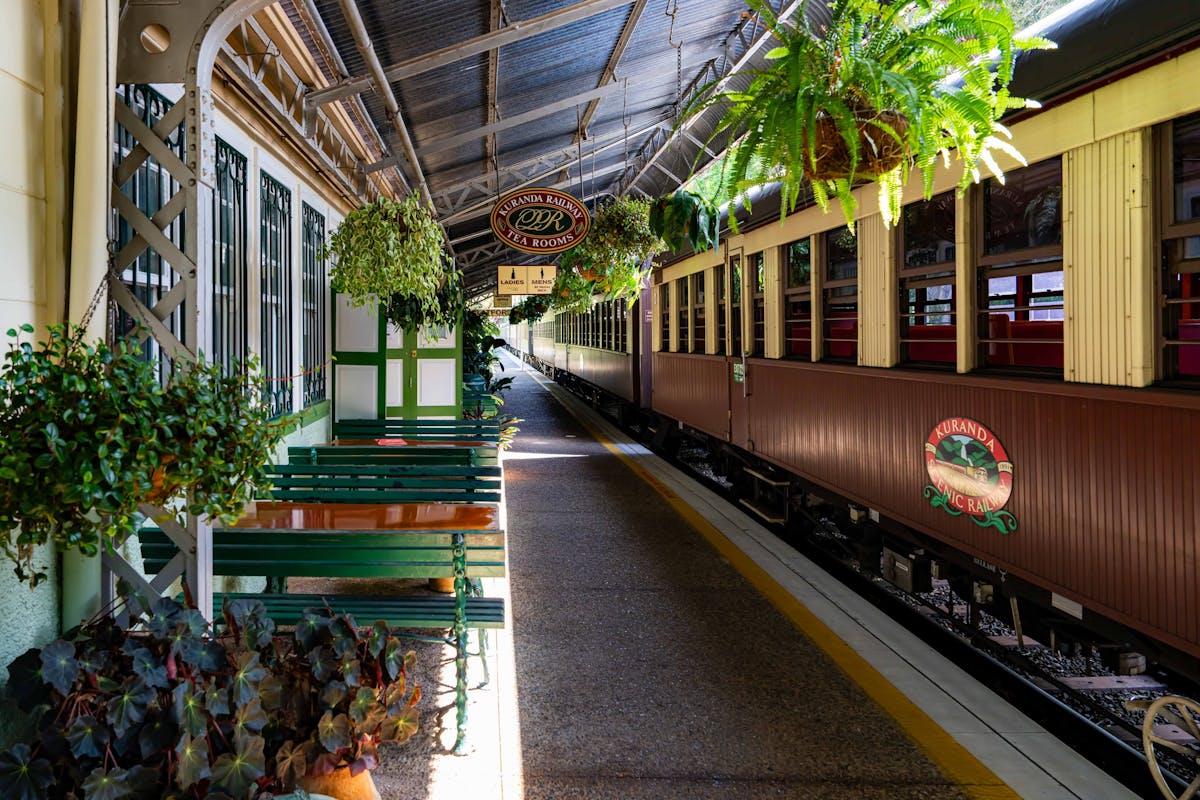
[309,0,773,291]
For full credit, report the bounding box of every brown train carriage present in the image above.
[649,1,1200,672]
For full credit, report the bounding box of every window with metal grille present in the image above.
[784,238,812,358]
[260,172,293,418]
[977,158,1063,371]
[750,252,766,355]
[691,272,706,352]
[676,277,689,352]
[715,263,726,355]
[1161,113,1200,382]
[301,203,327,407]
[112,85,186,382]
[730,255,743,356]
[659,283,669,350]
[212,138,247,375]
[821,226,858,361]
[901,192,956,366]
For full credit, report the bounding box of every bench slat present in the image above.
[264,489,501,503]
[270,464,501,477]
[217,593,505,628]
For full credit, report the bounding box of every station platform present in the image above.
[371,351,1138,800]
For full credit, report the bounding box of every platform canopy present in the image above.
[290,0,827,297]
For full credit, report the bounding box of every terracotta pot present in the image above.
[297,768,382,800]
[803,108,909,181]
[428,577,456,593]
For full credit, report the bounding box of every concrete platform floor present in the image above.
[359,351,1135,800]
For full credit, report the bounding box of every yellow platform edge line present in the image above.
[554,394,1019,800]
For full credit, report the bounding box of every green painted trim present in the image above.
[299,399,330,428]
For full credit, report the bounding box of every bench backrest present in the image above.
[139,527,506,580]
[262,463,502,504]
[333,418,502,443]
[287,445,499,467]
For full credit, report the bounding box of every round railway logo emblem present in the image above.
[923,417,1017,534]
[490,188,590,254]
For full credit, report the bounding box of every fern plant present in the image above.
[685,0,1054,229]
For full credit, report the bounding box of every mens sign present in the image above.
[496,264,557,295]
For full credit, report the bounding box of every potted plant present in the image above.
[0,324,284,587]
[0,596,419,800]
[649,190,720,254]
[382,269,464,335]
[507,296,550,326]
[325,195,450,314]
[549,265,595,314]
[562,197,662,301]
[684,0,1053,228]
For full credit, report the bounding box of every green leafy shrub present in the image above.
[685,0,1054,228]
[0,325,283,586]
[326,196,449,314]
[382,270,464,334]
[507,296,551,326]
[560,197,662,301]
[649,190,720,254]
[0,597,419,799]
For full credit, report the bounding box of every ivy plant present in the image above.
[326,196,449,315]
[507,296,551,326]
[560,197,662,302]
[0,325,284,586]
[684,0,1054,228]
[0,595,419,799]
[382,269,464,334]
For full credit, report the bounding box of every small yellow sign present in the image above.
[496,264,557,295]
[493,295,512,308]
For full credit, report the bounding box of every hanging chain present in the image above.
[576,105,585,199]
[666,0,682,108]
[621,77,631,163]
[79,243,120,333]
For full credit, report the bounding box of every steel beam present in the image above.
[333,0,435,211]
[611,0,803,196]
[577,0,647,138]
[305,0,635,108]
[417,80,630,157]
[485,0,503,168]
[432,118,664,221]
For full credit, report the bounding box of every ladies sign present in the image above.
[491,188,590,254]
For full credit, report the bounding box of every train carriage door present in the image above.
[728,248,751,450]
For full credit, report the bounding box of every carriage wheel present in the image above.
[1143,695,1200,800]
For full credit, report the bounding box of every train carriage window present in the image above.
[900,192,956,366]
[715,263,727,355]
[784,238,812,359]
[750,253,766,355]
[692,272,706,352]
[977,158,1064,372]
[822,226,858,361]
[1162,112,1200,381]
[659,283,669,351]
[617,301,627,352]
[677,277,689,352]
[730,255,743,355]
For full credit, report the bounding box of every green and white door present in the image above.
[332,293,462,421]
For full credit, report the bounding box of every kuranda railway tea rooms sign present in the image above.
[923,417,1017,534]
[491,188,590,254]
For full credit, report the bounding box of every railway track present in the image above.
[539,364,1196,800]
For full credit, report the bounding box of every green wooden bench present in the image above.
[287,445,499,467]
[333,417,502,444]
[140,459,507,752]
[261,463,502,504]
[138,521,505,753]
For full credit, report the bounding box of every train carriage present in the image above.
[519,0,1200,680]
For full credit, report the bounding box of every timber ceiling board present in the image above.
[308,0,769,290]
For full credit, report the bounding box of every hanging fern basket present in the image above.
[803,108,910,182]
